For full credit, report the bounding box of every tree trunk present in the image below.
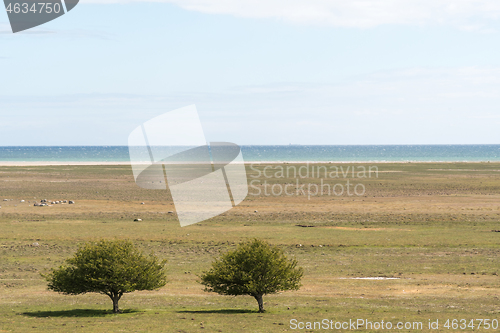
[254,294,265,313]
[109,293,122,313]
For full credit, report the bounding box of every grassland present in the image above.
[0,162,499,332]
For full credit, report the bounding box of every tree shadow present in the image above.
[178,309,256,314]
[22,309,141,318]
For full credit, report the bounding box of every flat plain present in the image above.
[0,162,499,332]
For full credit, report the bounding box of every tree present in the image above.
[200,239,303,312]
[44,239,167,313]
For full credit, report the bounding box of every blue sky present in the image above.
[1,1,500,145]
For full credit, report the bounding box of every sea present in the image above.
[0,145,498,162]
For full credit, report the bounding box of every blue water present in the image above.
[0,145,499,162]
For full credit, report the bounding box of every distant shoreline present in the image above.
[0,160,497,166]
[0,146,498,164]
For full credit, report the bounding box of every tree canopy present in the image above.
[200,238,303,312]
[45,239,167,313]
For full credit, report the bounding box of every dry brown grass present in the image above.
[0,163,499,332]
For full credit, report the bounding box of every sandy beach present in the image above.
[0,161,134,166]
[0,160,486,166]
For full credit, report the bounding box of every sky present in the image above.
[1,0,500,145]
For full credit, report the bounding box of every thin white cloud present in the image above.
[85,0,500,29]
[1,66,499,144]
[0,22,11,34]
